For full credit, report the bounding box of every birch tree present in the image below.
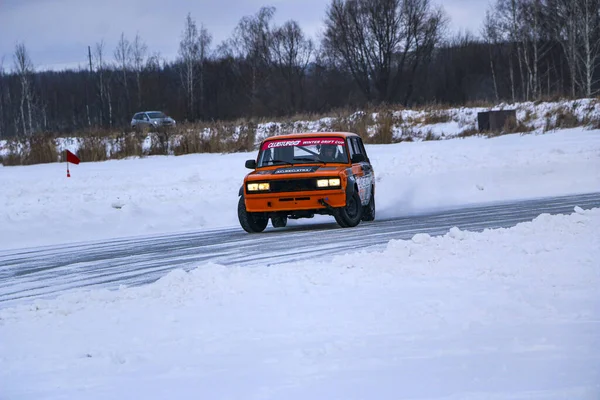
[525,0,541,98]
[481,10,501,101]
[14,43,34,136]
[178,13,211,120]
[197,24,212,118]
[575,0,600,96]
[0,57,4,138]
[494,0,525,100]
[545,0,579,96]
[131,33,148,109]
[114,32,132,113]
[94,40,113,127]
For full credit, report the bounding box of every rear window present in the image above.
[147,112,166,119]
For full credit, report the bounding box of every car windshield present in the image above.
[257,137,348,167]
[147,112,166,119]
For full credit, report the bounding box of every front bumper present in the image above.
[244,189,346,212]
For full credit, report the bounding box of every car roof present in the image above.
[262,132,361,141]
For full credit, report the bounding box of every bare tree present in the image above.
[519,0,535,99]
[231,6,275,63]
[503,0,552,100]
[0,56,4,138]
[487,0,600,99]
[94,40,113,127]
[521,0,539,98]
[545,0,579,96]
[179,13,200,120]
[323,0,379,101]
[178,13,213,120]
[229,6,276,113]
[270,20,314,112]
[402,0,448,104]
[574,0,600,96]
[14,43,34,136]
[146,51,163,71]
[323,0,446,104]
[482,9,502,101]
[494,0,526,100]
[197,24,212,118]
[131,33,148,109]
[114,32,132,113]
[94,41,106,124]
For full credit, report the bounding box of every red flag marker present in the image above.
[66,150,80,178]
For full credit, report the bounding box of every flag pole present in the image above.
[66,150,70,178]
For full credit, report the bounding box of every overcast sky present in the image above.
[0,0,489,72]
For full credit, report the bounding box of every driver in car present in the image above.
[319,144,345,162]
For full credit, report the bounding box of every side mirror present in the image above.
[351,154,365,163]
[245,159,257,169]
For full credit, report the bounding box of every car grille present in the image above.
[269,178,318,193]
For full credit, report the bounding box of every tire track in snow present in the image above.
[1,192,599,308]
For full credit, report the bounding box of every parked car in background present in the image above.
[131,111,176,130]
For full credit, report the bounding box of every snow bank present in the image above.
[1,208,599,399]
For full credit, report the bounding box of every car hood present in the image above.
[247,165,346,180]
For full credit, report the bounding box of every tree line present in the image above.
[1,0,600,138]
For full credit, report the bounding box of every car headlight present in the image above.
[316,178,341,188]
[247,182,270,191]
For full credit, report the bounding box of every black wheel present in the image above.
[238,196,268,233]
[362,187,375,221]
[335,214,349,228]
[271,215,287,228]
[334,191,363,228]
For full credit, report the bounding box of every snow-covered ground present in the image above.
[1,127,599,250]
[1,120,599,399]
[253,97,600,141]
[1,206,599,399]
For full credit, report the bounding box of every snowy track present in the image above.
[1,192,599,307]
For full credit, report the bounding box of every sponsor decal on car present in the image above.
[273,166,319,174]
[262,137,345,150]
[266,140,302,149]
[356,174,372,204]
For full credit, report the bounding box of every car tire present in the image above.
[334,191,363,228]
[362,187,375,221]
[238,196,268,233]
[271,215,287,228]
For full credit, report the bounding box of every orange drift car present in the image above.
[238,132,376,233]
